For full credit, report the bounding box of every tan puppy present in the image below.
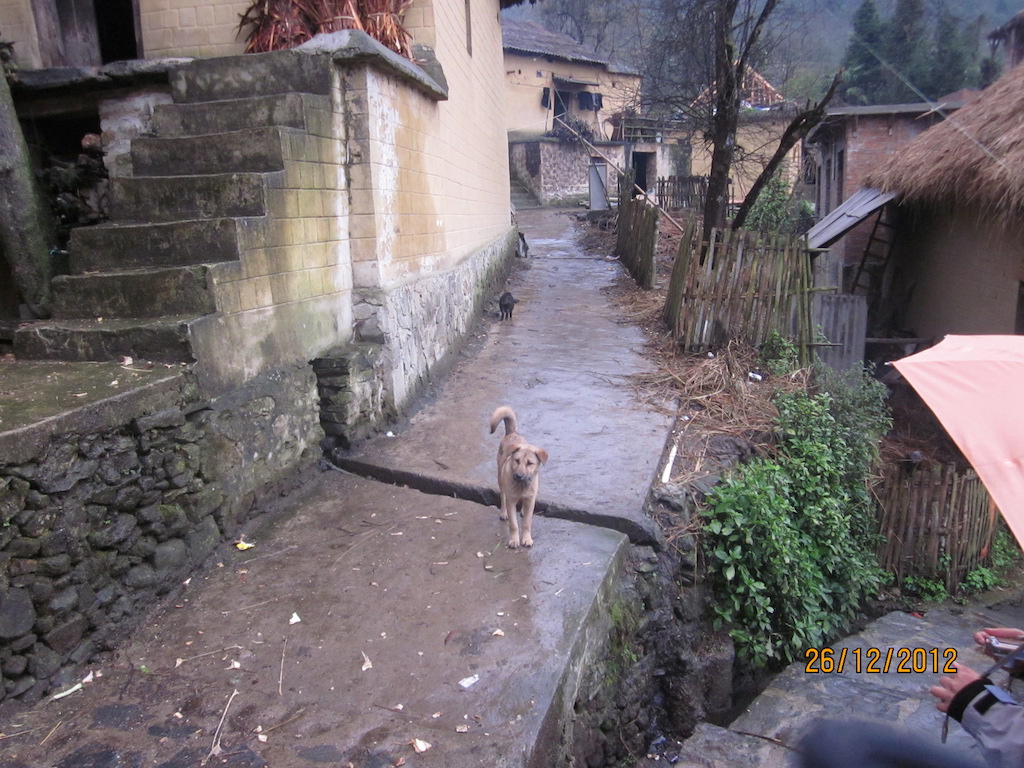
[489,406,549,548]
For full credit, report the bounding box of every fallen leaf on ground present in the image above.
[492,629,505,637]
[456,724,470,733]
[361,651,373,671]
[235,538,255,551]
[412,739,432,753]
[289,612,301,625]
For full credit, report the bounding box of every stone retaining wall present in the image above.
[352,228,517,419]
[0,364,323,703]
[509,140,628,206]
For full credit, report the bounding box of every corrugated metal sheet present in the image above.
[806,188,897,250]
[812,293,868,371]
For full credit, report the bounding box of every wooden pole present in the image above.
[551,116,690,235]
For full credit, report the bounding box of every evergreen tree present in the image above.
[880,0,930,102]
[839,0,884,105]
[924,7,981,99]
[836,0,983,105]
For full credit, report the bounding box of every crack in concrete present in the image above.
[331,455,661,549]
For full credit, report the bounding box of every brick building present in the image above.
[860,62,1024,341]
[804,98,975,273]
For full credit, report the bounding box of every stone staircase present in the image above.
[14,53,332,365]
[511,178,541,210]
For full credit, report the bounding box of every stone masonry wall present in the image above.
[368,227,517,415]
[0,365,323,704]
[509,140,598,206]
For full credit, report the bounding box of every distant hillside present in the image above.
[502,0,1023,102]
[777,0,1021,68]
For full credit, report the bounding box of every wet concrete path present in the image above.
[0,209,675,768]
[341,208,672,546]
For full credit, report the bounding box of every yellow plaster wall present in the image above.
[141,0,250,59]
[689,117,801,204]
[212,104,351,323]
[1,0,42,69]
[504,51,640,140]
[347,0,511,287]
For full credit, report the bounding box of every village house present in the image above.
[804,94,976,275]
[0,0,532,703]
[687,68,802,209]
[856,62,1024,342]
[501,19,676,206]
[2,0,524,422]
[989,9,1024,68]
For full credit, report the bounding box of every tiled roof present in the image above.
[501,19,608,66]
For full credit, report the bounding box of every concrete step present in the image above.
[511,180,540,210]
[152,92,325,137]
[51,266,215,320]
[132,127,290,177]
[13,316,195,363]
[170,49,332,103]
[109,172,268,223]
[69,218,241,273]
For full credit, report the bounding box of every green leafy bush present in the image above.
[991,528,1022,571]
[961,566,999,594]
[904,575,948,602]
[759,331,799,377]
[703,367,890,666]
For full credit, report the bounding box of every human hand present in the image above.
[973,627,1024,648]
[929,663,982,713]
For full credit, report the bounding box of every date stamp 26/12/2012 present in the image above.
[804,647,958,674]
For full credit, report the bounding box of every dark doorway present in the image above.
[96,0,140,63]
[632,151,655,195]
[554,90,571,121]
[33,0,139,67]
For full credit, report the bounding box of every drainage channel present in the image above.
[330,455,661,549]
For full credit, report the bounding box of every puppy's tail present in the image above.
[489,405,517,436]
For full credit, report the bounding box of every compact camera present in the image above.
[985,636,1024,676]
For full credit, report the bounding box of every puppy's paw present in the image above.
[499,510,508,520]
[521,533,533,547]
[507,535,520,549]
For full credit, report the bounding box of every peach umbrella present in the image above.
[892,335,1024,549]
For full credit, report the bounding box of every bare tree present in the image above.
[639,0,843,236]
[702,0,781,233]
[0,69,52,317]
[731,69,841,230]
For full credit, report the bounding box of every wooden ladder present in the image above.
[850,205,897,298]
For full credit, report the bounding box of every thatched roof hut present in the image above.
[862,64,1024,224]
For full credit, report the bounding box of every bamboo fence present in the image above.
[615,172,658,290]
[874,463,997,593]
[662,224,815,360]
[655,175,707,211]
